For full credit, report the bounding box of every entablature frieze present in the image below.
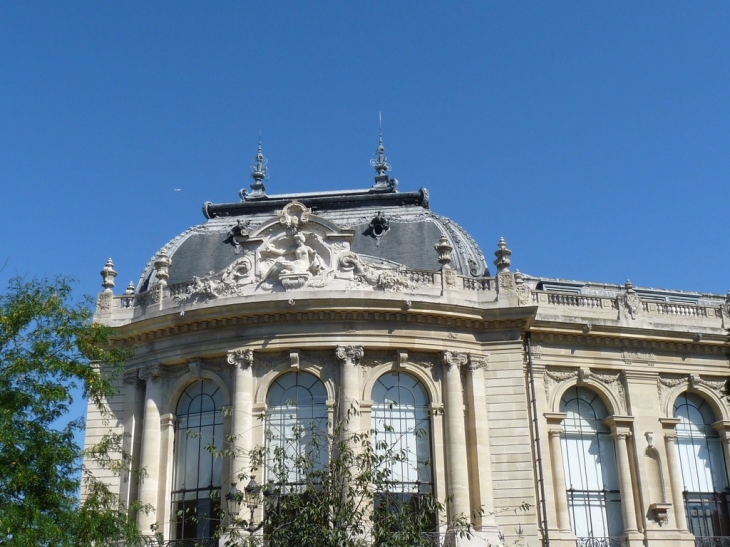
[112,307,533,347]
[530,329,729,357]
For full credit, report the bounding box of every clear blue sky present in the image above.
[1,2,728,435]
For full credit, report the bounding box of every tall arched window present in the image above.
[171,380,224,540]
[266,371,328,489]
[371,371,433,504]
[674,392,730,538]
[560,386,623,542]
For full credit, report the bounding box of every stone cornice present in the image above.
[531,329,728,355]
[111,305,535,346]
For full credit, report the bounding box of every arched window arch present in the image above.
[560,386,623,542]
[171,380,224,540]
[371,371,433,502]
[265,371,328,489]
[674,392,730,538]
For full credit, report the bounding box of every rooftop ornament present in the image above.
[434,234,453,267]
[370,113,398,192]
[494,237,512,273]
[100,258,117,292]
[240,137,269,201]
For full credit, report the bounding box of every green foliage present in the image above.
[222,404,474,547]
[0,277,144,546]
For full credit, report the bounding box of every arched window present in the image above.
[674,392,730,538]
[266,371,328,489]
[560,386,623,542]
[171,380,224,540]
[371,372,433,506]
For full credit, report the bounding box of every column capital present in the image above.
[442,350,468,370]
[227,348,253,369]
[545,412,568,435]
[659,417,681,438]
[336,345,364,365]
[713,420,730,436]
[138,364,162,382]
[467,353,489,373]
[605,415,634,436]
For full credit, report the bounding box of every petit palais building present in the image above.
[85,140,730,547]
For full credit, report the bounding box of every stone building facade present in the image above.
[86,142,730,547]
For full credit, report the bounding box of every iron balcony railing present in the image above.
[694,538,730,547]
[576,538,625,547]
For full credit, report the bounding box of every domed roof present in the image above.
[138,185,488,293]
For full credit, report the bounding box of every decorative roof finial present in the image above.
[493,237,512,272]
[242,136,268,201]
[370,113,397,192]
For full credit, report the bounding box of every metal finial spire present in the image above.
[245,136,268,200]
[370,113,397,191]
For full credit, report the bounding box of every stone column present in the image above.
[713,420,730,490]
[605,416,639,535]
[660,417,688,531]
[137,365,163,534]
[336,346,363,433]
[464,354,495,527]
[442,351,470,521]
[227,348,255,519]
[544,412,572,533]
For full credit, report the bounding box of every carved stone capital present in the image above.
[227,348,253,369]
[138,364,162,382]
[442,350,468,370]
[336,345,364,365]
[467,353,489,373]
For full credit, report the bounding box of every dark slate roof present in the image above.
[138,186,488,291]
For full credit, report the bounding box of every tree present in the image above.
[220,403,475,547]
[0,277,144,546]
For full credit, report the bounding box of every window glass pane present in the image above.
[171,380,224,539]
[560,386,623,539]
[371,372,432,494]
[266,372,328,486]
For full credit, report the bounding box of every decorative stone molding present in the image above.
[467,353,489,372]
[188,359,203,379]
[497,271,515,293]
[649,503,671,527]
[621,280,642,319]
[290,350,300,369]
[515,270,531,306]
[397,350,408,368]
[622,347,655,366]
[544,367,627,414]
[544,368,579,401]
[336,345,364,365]
[138,364,162,382]
[227,348,253,369]
[96,292,113,312]
[442,350,468,370]
[657,374,726,407]
[278,201,311,231]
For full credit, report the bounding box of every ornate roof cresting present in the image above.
[241,137,269,200]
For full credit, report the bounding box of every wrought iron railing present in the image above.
[576,538,625,547]
[695,538,730,547]
[159,539,218,547]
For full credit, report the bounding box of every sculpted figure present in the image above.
[261,232,324,283]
